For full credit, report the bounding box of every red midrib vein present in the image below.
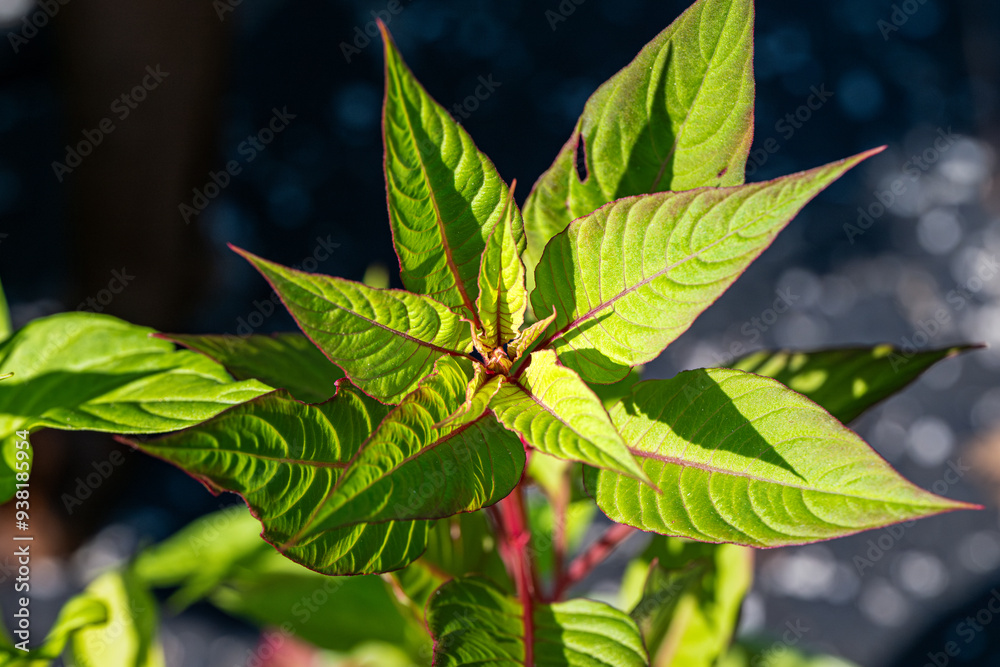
[290,280,472,360]
[394,83,479,324]
[540,197,769,348]
[282,414,493,548]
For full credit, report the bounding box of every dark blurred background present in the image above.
[1,0,999,665]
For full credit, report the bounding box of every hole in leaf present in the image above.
[574,133,589,183]
[717,166,728,179]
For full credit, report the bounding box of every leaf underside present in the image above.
[490,349,647,482]
[0,312,270,439]
[587,368,976,547]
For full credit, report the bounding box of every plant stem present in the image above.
[554,522,635,600]
[496,481,535,665]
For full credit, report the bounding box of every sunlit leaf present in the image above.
[235,247,473,404]
[0,312,269,438]
[67,570,165,667]
[477,187,528,350]
[532,150,881,383]
[523,0,755,285]
[490,350,647,482]
[587,368,978,547]
[381,23,523,321]
[132,382,428,575]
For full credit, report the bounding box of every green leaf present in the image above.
[234,247,473,404]
[531,150,881,383]
[0,595,108,665]
[508,308,557,364]
[134,382,430,575]
[625,539,752,667]
[477,187,528,350]
[528,496,596,580]
[211,559,424,655]
[588,368,978,547]
[730,344,979,423]
[137,358,523,575]
[164,332,343,404]
[67,570,165,667]
[133,505,274,609]
[0,312,269,438]
[589,366,644,409]
[490,350,648,483]
[381,23,523,321]
[720,642,860,667]
[427,576,649,666]
[392,511,512,613]
[0,273,11,344]
[523,0,755,283]
[435,362,502,429]
[135,506,428,656]
[300,356,524,530]
[0,435,29,506]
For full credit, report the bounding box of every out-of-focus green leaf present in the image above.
[67,570,165,667]
[720,642,860,667]
[730,344,979,423]
[622,539,752,666]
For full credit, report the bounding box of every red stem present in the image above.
[496,482,535,666]
[554,522,635,600]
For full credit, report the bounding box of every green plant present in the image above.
[0,0,981,665]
